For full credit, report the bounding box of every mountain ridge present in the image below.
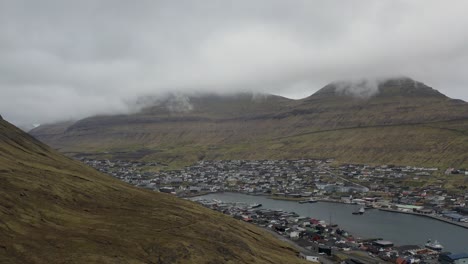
[30,78,468,168]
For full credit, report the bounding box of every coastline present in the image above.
[269,196,309,201]
[192,192,468,231]
[378,208,468,230]
[194,192,468,253]
[192,192,468,230]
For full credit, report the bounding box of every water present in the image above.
[196,192,468,253]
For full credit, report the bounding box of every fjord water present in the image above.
[198,192,468,253]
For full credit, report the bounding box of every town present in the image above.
[80,158,467,216]
[194,199,455,263]
[79,158,468,263]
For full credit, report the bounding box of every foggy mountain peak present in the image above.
[377,78,445,98]
[3,1,468,127]
[312,77,445,99]
[136,92,290,115]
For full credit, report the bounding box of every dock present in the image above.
[378,208,468,230]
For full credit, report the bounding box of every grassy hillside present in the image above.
[117,120,468,168]
[0,117,306,263]
[30,78,468,169]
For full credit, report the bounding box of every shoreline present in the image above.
[378,208,468,230]
[192,191,468,231]
[270,196,468,230]
[195,192,468,229]
[194,192,468,255]
[269,196,309,201]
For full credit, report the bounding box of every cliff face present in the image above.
[30,78,468,168]
[0,118,306,264]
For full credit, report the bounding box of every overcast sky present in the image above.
[1,0,468,127]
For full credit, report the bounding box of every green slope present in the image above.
[0,117,306,263]
[30,78,468,168]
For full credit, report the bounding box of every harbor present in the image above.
[194,192,468,253]
[377,208,468,229]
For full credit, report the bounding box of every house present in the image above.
[189,186,201,193]
[395,257,407,264]
[159,186,176,193]
[299,253,320,263]
[289,231,300,240]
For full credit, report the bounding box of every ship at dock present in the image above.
[298,198,318,204]
[425,239,444,251]
[352,207,365,215]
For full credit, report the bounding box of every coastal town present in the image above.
[193,198,461,264]
[80,158,468,216]
[80,158,468,263]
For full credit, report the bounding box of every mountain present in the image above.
[30,78,468,168]
[0,117,306,263]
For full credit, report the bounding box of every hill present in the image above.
[0,117,306,263]
[30,78,468,168]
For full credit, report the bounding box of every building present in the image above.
[439,253,468,264]
[443,213,465,222]
[159,186,175,193]
[299,253,320,263]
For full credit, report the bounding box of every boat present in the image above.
[249,203,262,209]
[425,239,444,251]
[298,198,318,204]
[352,207,365,215]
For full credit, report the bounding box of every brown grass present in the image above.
[0,119,307,264]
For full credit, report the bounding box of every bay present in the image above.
[196,192,468,253]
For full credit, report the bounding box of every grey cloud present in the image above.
[333,79,382,98]
[1,0,468,127]
[165,94,194,113]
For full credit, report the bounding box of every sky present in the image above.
[1,0,468,127]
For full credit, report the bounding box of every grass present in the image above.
[30,87,468,183]
[0,119,307,264]
[81,120,468,168]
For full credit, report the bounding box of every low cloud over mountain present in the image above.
[2,0,468,126]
